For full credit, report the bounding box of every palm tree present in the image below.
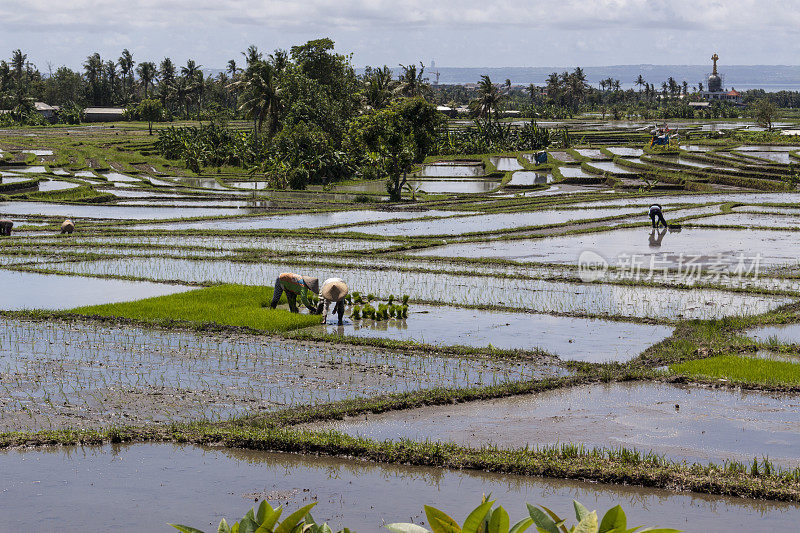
[362,65,394,109]
[231,60,282,140]
[181,60,202,116]
[118,49,135,101]
[227,59,239,78]
[83,53,104,105]
[269,50,289,73]
[395,63,428,98]
[469,75,502,122]
[243,45,262,68]
[137,61,157,99]
[10,49,26,90]
[104,60,118,104]
[635,74,646,92]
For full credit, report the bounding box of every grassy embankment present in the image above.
[70,284,319,333]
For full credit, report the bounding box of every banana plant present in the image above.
[386,500,681,533]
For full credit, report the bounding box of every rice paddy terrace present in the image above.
[2,119,800,531]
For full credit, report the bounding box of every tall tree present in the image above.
[232,59,282,140]
[83,53,104,105]
[137,61,157,99]
[395,62,428,98]
[469,75,502,122]
[118,48,135,102]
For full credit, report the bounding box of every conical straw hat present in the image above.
[321,280,348,301]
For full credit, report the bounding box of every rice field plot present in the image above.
[132,209,460,231]
[3,443,797,532]
[0,319,551,431]
[327,207,643,237]
[0,201,248,220]
[28,235,397,254]
[306,381,800,468]
[39,257,793,319]
[412,226,800,271]
[0,270,191,310]
[314,303,672,362]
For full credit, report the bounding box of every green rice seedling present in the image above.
[367,293,375,302]
[401,304,408,318]
[402,294,410,305]
[351,305,361,320]
[387,294,394,305]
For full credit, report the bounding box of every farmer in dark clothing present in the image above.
[648,204,668,229]
[270,272,319,313]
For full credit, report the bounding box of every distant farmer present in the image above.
[648,204,668,229]
[270,272,319,313]
[316,278,349,325]
[0,219,12,236]
[60,219,74,235]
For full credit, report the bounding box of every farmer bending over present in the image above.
[648,204,668,229]
[316,278,349,325]
[270,272,319,313]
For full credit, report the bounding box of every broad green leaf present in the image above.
[638,529,682,533]
[274,502,318,533]
[431,517,462,533]
[239,516,259,533]
[320,524,333,533]
[573,512,598,533]
[525,505,559,533]
[599,506,626,533]
[218,518,232,533]
[462,501,495,533]
[256,501,275,525]
[425,505,460,532]
[385,523,432,533]
[232,524,239,533]
[488,506,510,533]
[169,524,206,533]
[573,502,591,523]
[539,507,568,533]
[509,517,533,533]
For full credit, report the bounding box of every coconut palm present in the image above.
[137,61,157,99]
[362,65,394,109]
[395,63,428,98]
[10,49,26,89]
[231,60,282,140]
[118,48,135,101]
[104,60,118,103]
[83,53,104,105]
[635,74,646,93]
[469,75,502,122]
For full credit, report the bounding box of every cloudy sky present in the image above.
[2,0,799,71]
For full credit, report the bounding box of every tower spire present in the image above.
[711,53,719,76]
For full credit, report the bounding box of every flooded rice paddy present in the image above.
[4,126,800,527]
[413,226,800,269]
[0,319,546,431]
[316,304,671,362]
[134,209,458,231]
[310,381,800,467]
[0,270,190,310]
[42,258,792,319]
[329,207,642,236]
[3,443,795,532]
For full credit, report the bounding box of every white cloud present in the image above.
[0,1,799,68]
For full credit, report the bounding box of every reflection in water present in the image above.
[649,228,668,247]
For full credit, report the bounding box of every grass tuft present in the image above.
[671,354,800,386]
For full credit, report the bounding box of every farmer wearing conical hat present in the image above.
[316,278,349,325]
[270,272,319,313]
